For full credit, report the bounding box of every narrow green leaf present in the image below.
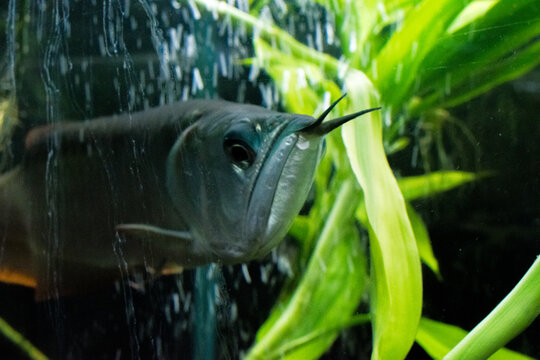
[415,0,540,110]
[444,256,540,360]
[193,0,341,76]
[252,39,340,116]
[423,0,540,78]
[373,0,473,107]
[313,0,379,69]
[289,216,311,241]
[447,0,498,33]
[385,137,410,155]
[420,40,540,110]
[0,97,18,171]
[0,317,49,360]
[406,204,441,278]
[262,314,371,360]
[357,201,441,278]
[342,70,422,360]
[417,317,536,360]
[398,171,476,201]
[246,180,367,360]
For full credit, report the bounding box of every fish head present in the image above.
[166,97,379,264]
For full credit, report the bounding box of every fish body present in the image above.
[0,98,377,297]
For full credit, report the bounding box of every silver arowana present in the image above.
[0,96,378,298]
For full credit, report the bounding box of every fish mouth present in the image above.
[235,95,380,261]
[243,130,300,258]
[243,123,322,260]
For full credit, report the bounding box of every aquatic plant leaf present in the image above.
[373,0,474,107]
[420,40,540,110]
[406,204,440,278]
[444,256,540,360]
[385,137,410,155]
[415,0,540,110]
[398,171,476,200]
[342,70,422,360]
[417,317,535,360]
[0,97,18,171]
[382,0,423,10]
[446,0,498,33]
[421,0,540,81]
[194,0,341,76]
[356,200,440,279]
[289,216,311,241]
[312,0,379,69]
[0,317,49,360]
[253,38,340,115]
[358,170,476,278]
[264,314,371,358]
[246,180,367,360]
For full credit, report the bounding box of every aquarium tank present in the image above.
[0,0,539,359]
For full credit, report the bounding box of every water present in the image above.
[0,1,539,359]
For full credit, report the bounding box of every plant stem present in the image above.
[444,256,540,360]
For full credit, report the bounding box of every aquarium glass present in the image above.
[0,1,539,359]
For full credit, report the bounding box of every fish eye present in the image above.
[223,138,256,169]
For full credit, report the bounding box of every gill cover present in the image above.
[166,96,379,264]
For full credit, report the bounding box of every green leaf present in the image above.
[423,0,540,79]
[398,171,476,201]
[417,317,536,360]
[420,40,540,110]
[447,0,498,33]
[313,0,379,69]
[385,137,410,155]
[252,38,340,116]
[0,317,49,360]
[357,201,441,279]
[289,216,311,242]
[342,70,422,360]
[444,256,540,360]
[406,204,440,278]
[246,180,368,360]
[415,0,540,110]
[256,314,371,360]
[193,0,341,76]
[0,97,18,171]
[373,0,473,107]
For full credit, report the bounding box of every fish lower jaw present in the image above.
[206,244,259,265]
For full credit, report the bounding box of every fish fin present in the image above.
[24,123,57,150]
[115,223,192,241]
[117,224,211,270]
[0,268,37,288]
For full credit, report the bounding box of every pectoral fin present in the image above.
[116,223,192,242]
[115,223,204,271]
[115,223,194,258]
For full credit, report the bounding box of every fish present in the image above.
[0,95,379,298]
